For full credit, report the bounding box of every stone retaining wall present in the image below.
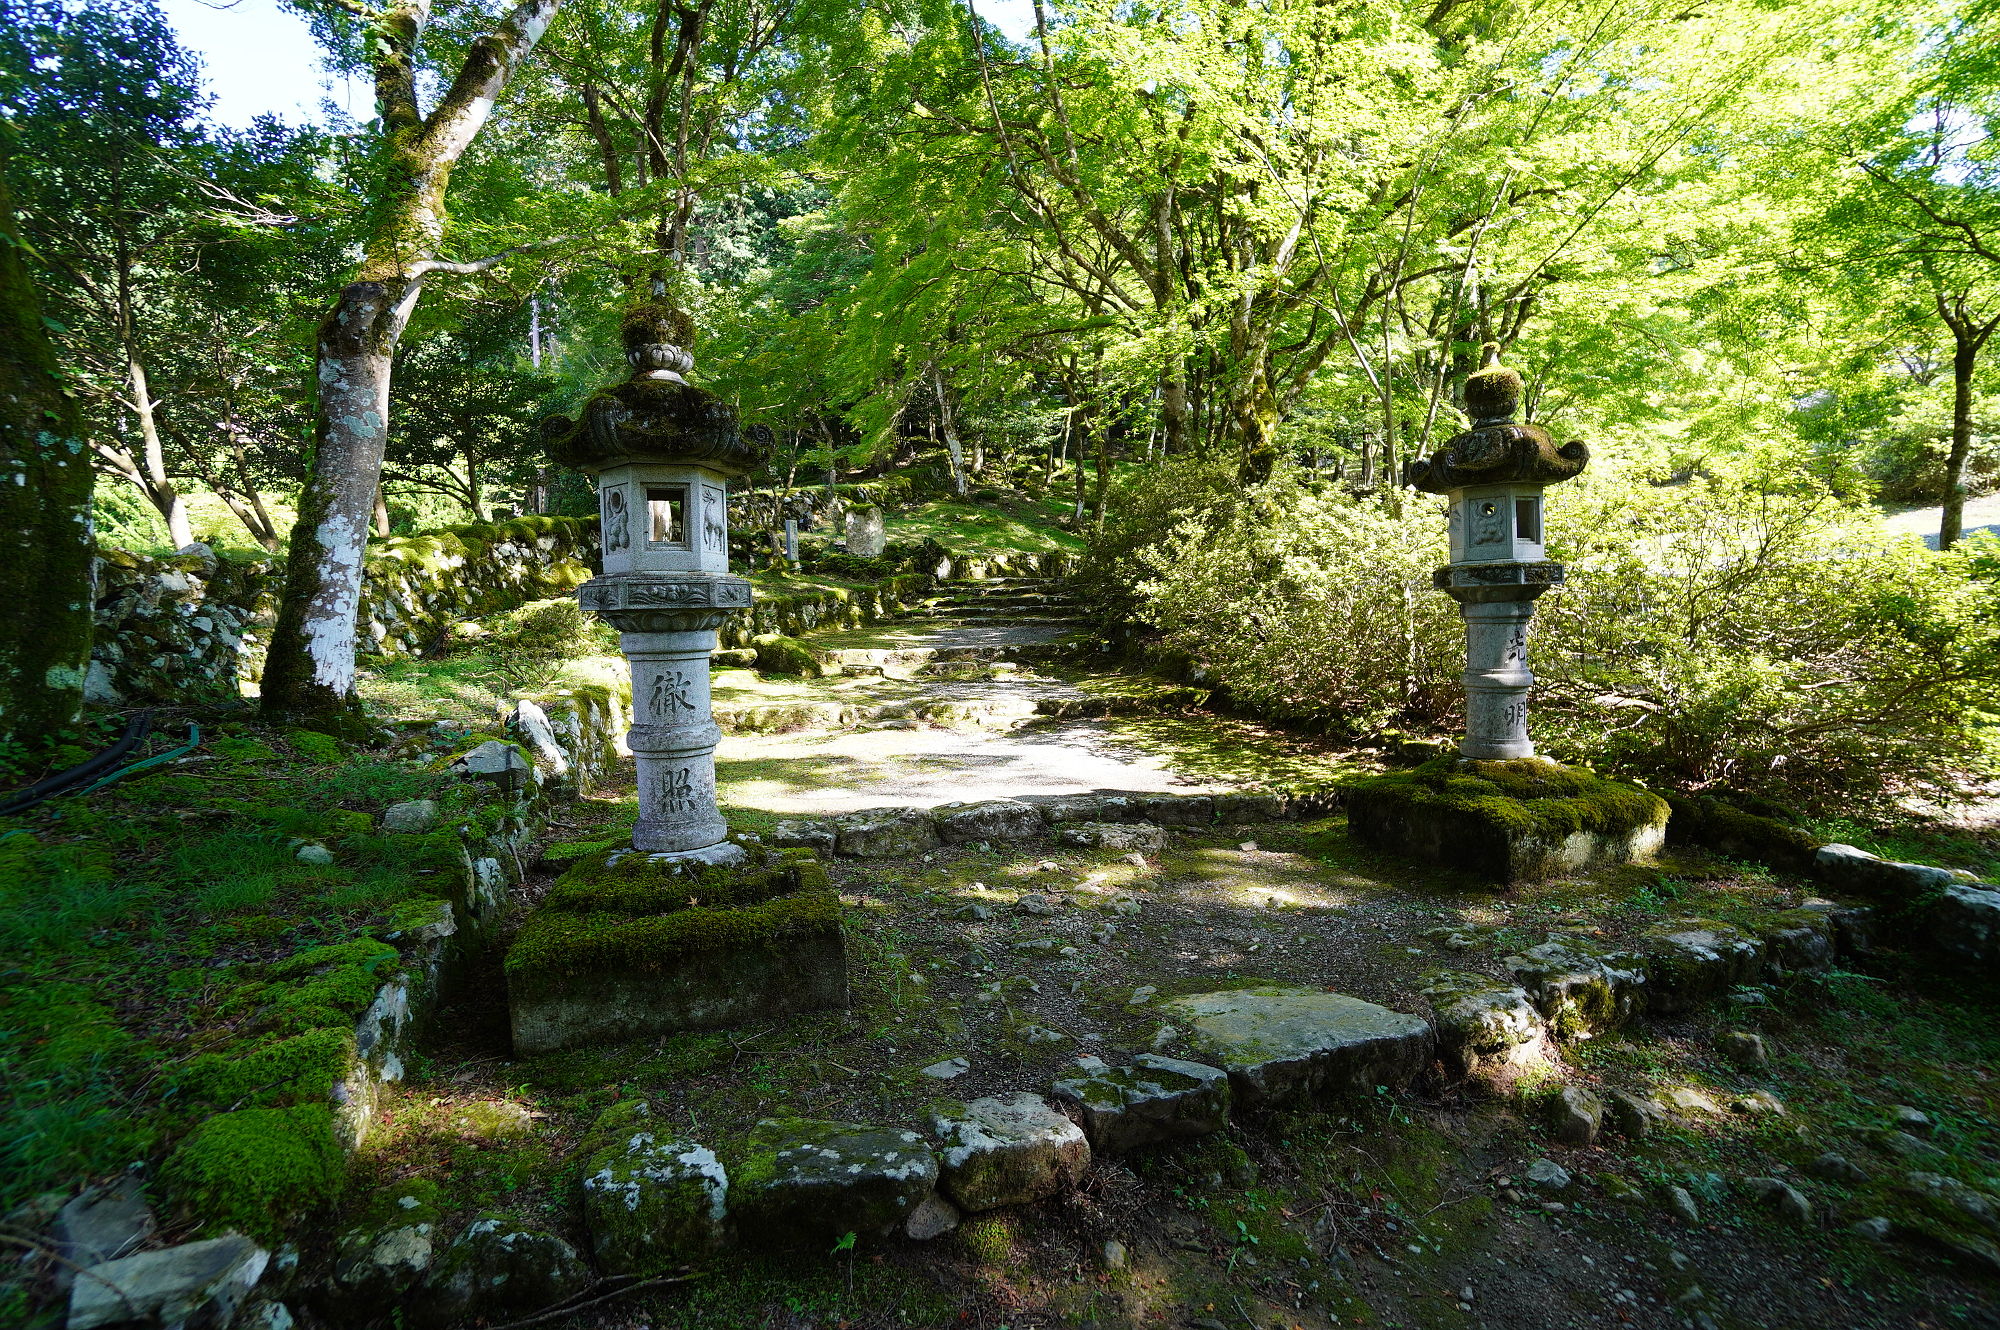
[89,518,600,705]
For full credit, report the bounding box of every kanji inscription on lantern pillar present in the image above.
[542,304,765,862]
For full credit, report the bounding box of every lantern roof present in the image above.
[1404,348,1588,494]
[542,303,766,478]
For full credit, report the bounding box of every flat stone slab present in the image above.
[1051,1054,1231,1154]
[68,1235,268,1330]
[728,1118,939,1243]
[933,1092,1090,1212]
[1160,986,1434,1107]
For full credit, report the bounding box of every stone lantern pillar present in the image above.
[1404,351,1588,760]
[542,304,765,862]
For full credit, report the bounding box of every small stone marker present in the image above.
[783,519,799,564]
[1051,1053,1232,1154]
[845,504,887,558]
[933,1092,1090,1212]
[1160,985,1433,1108]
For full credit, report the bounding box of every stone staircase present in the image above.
[919,577,1085,626]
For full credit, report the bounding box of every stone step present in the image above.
[714,684,1206,735]
[1159,986,1436,1109]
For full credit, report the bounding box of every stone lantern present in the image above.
[542,304,764,862]
[1404,351,1587,760]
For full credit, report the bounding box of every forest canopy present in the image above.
[4,0,1999,799]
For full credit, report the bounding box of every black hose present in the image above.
[0,710,154,818]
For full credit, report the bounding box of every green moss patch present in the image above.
[542,852,820,917]
[171,1027,356,1112]
[1664,793,1821,874]
[1347,757,1668,882]
[506,888,841,1000]
[259,939,401,1034]
[162,1104,346,1240]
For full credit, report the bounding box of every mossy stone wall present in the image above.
[89,516,600,705]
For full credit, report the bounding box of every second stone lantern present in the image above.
[543,304,764,862]
[1403,350,1588,760]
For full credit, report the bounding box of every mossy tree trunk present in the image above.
[1934,287,1999,551]
[0,166,95,744]
[262,0,561,731]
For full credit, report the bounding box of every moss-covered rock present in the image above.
[323,1180,440,1318]
[1421,971,1546,1076]
[162,1105,346,1240]
[1347,757,1668,883]
[507,853,847,1054]
[577,1101,729,1275]
[410,1212,591,1326]
[1503,937,1647,1039]
[171,1027,356,1111]
[1663,793,1821,874]
[752,634,824,677]
[727,1117,939,1244]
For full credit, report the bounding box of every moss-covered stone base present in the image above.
[506,850,848,1055]
[1346,757,1668,883]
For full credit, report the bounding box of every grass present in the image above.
[883,497,1086,557]
[0,721,488,1222]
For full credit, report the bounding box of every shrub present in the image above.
[1102,455,2000,812]
[485,598,608,687]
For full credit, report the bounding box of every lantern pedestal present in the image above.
[1347,756,1668,884]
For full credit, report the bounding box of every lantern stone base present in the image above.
[505,849,847,1055]
[1347,757,1668,884]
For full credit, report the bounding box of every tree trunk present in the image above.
[373,482,392,538]
[126,356,193,548]
[260,0,561,730]
[1943,332,1976,550]
[1934,292,1998,552]
[265,281,399,730]
[932,367,968,497]
[0,167,94,744]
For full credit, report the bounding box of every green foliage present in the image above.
[1111,454,2000,811]
[484,598,611,688]
[170,1028,355,1113]
[162,1105,346,1239]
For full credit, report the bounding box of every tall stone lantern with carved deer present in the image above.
[543,305,764,863]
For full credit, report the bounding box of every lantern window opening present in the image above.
[1514,496,1542,544]
[646,485,689,547]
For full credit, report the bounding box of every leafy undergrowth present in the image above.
[0,717,499,1240]
[344,809,1999,1329]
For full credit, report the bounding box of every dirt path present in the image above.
[1882,492,2000,548]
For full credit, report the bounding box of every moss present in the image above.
[542,853,811,916]
[284,729,347,765]
[171,1027,356,1112]
[262,938,400,1034]
[1350,758,1666,850]
[505,888,841,998]
[753,634,823,678]
[1663,793,1821,874]
[162,1104,346,1240]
